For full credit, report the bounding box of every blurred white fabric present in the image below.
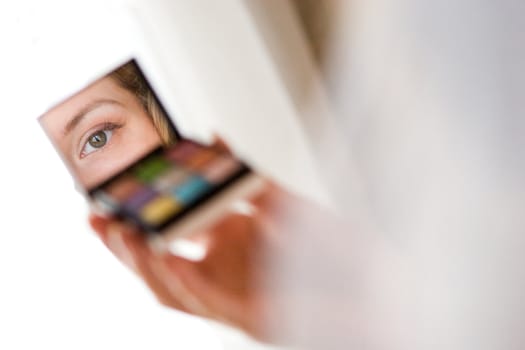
[274,0,525,349]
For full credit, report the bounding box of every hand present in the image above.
[89,178,406,348]
[89,182,294,341]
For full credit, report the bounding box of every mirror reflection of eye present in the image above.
[80,123,122,159]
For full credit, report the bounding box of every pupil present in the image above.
[88,131,107,148]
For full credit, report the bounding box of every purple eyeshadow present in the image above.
[122,187,159,212]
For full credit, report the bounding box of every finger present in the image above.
[88,214,189,312]
[248,180,298,211]
[148,214,259,320]
[161,249,255,333]
[88,213,111,240]
[120,234,191,312]
[248,180,320,235]
[148,255,215,319]
[211,134,233,155]
[211,212,255,245]
[89,214,138,258]
[88,214,134,256]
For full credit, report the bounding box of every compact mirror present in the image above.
[39,60,179,191]
[39,59,261,243]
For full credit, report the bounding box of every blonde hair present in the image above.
[109,62,177,146]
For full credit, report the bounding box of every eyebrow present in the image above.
[63,99,121,136]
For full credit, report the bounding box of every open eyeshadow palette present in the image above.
[89,139,251,232]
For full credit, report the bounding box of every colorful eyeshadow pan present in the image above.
[122,187,159,212]
[140,195,181,226]
[92,140,249,231]
[132,156,171,183]
[105,175,145,202]
[172,176,211,204]
[153,167,189,193]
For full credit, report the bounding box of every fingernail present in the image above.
[88,215,107,234]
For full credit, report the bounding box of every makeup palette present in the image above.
[90,140,250,232]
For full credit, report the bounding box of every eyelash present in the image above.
[79,122,124,159]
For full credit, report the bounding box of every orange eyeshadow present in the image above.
[105,175,144,202]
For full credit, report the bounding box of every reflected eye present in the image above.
[88,130,109,148]
[80,123,122,158]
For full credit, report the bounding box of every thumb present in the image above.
[149,254,215,318]
[211,134,233,155]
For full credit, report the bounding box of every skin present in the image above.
[88,181,289,341]
[40,76,162,189]
[87,179,356,343]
